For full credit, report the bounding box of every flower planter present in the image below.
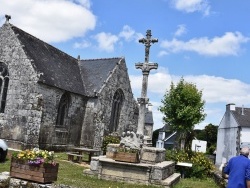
[114,152,140,163]
[10,158,59,183]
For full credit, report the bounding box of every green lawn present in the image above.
[0,152,219,188]
[174,178,219,188]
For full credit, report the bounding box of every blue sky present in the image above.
[1,0,250,130]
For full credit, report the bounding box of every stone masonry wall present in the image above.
[0,24,87,150]
[99,59,138,134]
[80,58,138,149]
[80,98,98,147]
[38,84,87,150]
[0,24,42,149]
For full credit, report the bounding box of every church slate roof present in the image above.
[1,23,127,98]
[5,23,124,97]
[232,107,250,127]
[9,24,86,95]
[160,124,169,132]
[79,58,121,97]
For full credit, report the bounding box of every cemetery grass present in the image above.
[0,152,219,188]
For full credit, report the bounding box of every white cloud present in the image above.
[174,24,187,37]
[119,25,143,42]
[72,25,143,52]
[73,40,91,49]
[195,107,223,129]
[94,32,119,52]
[92,25,143,52]
[158,50,169,57]
[130,68,250,130]
[171,0,211,16]
[119,25,135,41]
[130,67,172,96]
[185,75,250,105]
[161,32,249,56]
[0,0,96,43]
[151,105,164,130]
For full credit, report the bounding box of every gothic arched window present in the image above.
[109,89,124,132]
[0,63,9,113]
[56,92,70,126]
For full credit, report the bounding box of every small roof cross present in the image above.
[5,15,11,24]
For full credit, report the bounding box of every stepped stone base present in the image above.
[84,156,180,187]
[140,147,166,164]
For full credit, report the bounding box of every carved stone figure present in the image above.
[120,131,143,150]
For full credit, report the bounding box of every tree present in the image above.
[159,78,206,151]
[195,123,218,154]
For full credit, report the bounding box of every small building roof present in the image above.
[232,107,250,127]
[159,123,171,132]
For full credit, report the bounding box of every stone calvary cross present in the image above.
[135,30,158,136]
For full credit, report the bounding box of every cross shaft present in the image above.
[135,30,158,136]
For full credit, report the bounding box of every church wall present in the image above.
[99,59,138,134]
[80,98,98,147]
[38,84,87,150]
[80,59,138,149]
[0,24,42,149]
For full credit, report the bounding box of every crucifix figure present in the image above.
[135,30,158,136]
[5,15,11,24]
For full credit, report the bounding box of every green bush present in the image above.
[207,144,216,155]
[166,149,214,179]
[101,135,120,154]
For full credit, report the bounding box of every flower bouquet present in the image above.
[12,148,56,166]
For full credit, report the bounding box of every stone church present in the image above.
[0,19,153,151]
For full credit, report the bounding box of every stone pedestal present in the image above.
[143,136,152,147]
[84,156,180,187]
[140,147,166,164]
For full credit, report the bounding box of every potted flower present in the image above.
[10,148,59,183]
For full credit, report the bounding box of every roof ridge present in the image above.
[235,106,250,109]
[81,57,123,61]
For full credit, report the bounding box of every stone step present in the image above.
[161,173,181,188]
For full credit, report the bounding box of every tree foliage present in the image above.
[195,123,218,154]
[159,78,206,150]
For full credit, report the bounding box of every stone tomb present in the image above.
[84,146,180,187]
